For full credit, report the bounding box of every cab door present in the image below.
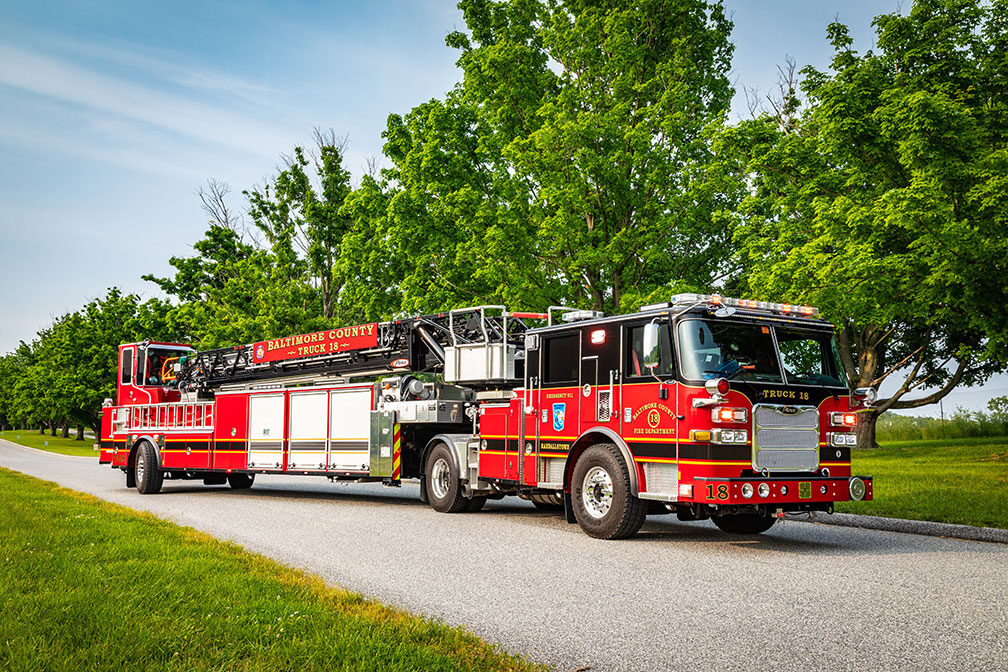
[579,355,598,431]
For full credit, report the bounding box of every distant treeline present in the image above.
[876,398,1008,442]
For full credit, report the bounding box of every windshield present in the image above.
[776,328,846,387]
[143,347,192,386]
[678,320,783,383]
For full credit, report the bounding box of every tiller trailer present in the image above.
[100,297,873,539]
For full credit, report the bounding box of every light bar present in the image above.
[640,293,820,318]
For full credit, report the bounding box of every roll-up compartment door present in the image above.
[247,393,285,470]
[288,391,329,471]
[329,387,371,472]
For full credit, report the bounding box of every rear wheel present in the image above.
[571,444,646,539]
[711,513,777,535]
[227,473,255,490]
[425,443,468,513]
[134,441,163,495]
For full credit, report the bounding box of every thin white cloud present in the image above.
[33,31,277,103]
[0,42,297,159]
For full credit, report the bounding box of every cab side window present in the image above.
[625,324,674,378]
[120,350,133,385]
[543,334,579,385]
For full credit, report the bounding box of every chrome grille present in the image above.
[753,403,819,472]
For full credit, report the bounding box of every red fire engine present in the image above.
[100,296,873,539]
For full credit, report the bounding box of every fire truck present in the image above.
[99,295,873,539]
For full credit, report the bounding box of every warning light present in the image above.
[713,407,747,423]
[590,329,606,345]
[830,412,857,427]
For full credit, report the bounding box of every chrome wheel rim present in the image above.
[136,449,145,484]
[431,457,451,500]
[582,466,613,519]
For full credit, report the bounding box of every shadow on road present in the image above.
[139,479,1002,557]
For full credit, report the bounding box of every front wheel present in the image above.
[571,444,646,539]
[425,443,468,513]
[134,441,163,494]
[711,513,777,535]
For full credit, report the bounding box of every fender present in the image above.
[564,426,639,496]
[422,433,470,480]
[127,434,164,472]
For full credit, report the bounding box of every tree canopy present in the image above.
[716,0,1008,441]
[343,0,736,315]
[1,0,1005,447]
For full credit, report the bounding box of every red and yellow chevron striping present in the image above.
[392,424,401,481]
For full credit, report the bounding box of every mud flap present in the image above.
[564,491,576,524]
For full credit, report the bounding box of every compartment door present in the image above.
[288,391,328,471]
[329,387,371,472]
[247,393,285,471]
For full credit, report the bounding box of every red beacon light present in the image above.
[589,329,606,345]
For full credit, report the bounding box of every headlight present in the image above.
[741,483,754,498]
[757,483,770,498]
[849,477,866,501]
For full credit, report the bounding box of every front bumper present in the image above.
[689,476,873,505]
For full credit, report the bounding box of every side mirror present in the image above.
[853,387,877,406]
[642,322,661,369]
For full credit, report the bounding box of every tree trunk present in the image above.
[856,408,879,450]
[39,425,45,435]
[61,423,70,439]
[50,422,57,437]
[76,424,85,441]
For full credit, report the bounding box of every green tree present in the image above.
[349,0,735,315]
[720,0,1008,445]
[246,130,355,321]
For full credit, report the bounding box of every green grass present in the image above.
[0,468,546,672]
[835,436,1008,529]
[0,429,97,457]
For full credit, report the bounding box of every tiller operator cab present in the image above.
[116,341,195,405]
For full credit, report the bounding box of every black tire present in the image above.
[425,443,468,513]
[134,441,164,494]
[711,513,777,535]
[571,444,647,539]
[465,496,488,512]
[227,473,255,490]
[529,492,564,510]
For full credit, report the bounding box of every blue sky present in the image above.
[2,0,1004,413]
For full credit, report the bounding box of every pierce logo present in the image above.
[255,344,265,360]
[391,358,409,368]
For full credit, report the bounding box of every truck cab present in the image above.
[475,294,873,538]
[115,341,195,405]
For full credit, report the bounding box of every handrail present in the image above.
[123,402,215,431]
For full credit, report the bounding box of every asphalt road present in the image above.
[2,439,1006,672]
